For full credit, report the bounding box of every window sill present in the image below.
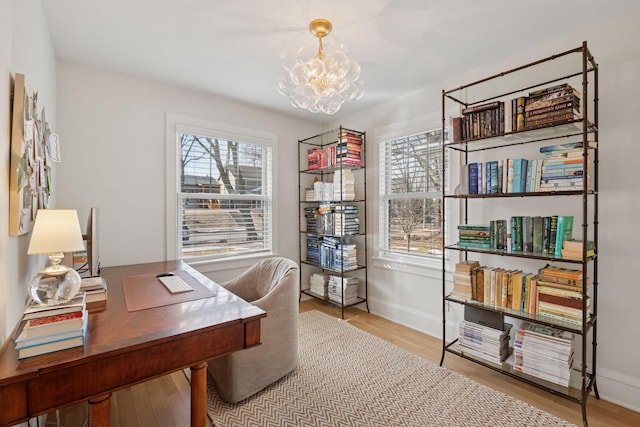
[187,252,277,274]
[372,254,451,279]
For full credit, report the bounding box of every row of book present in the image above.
[13,278,107,359]
[514,323,574,387]
[459,141,593,195]
[305,205,360,237]
[456,214,591,259]
[306,132,363,170]
[451,262,588,326]
[306,235,359,271]
[451,261,590,324]
[305,169,357,202]
[451,83,582,142]
[451,101,505,141]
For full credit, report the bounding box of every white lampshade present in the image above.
[28,209,85,255]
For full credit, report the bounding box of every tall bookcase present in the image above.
[298,126,369,319]
[440,42,599,426]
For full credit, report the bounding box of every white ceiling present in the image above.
[40,0,640,124]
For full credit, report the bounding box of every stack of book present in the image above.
[333,241,358,271]
[451,260,480,300]
[81,277,108,311]
[306,235,321,265]
[309,273,327,298]
[523,83,581,130]
[458,320,512,365]
[304,185,315,201]
[333,168,356,201]
[561,239,595,260]
[304,207,319,234]
[15,293,88,359]
[307,131,363,170]
[319,236,358,271]
[457,224,491,249]
[458,141,594,196]
[536,265,588,325]
[316,204,334,235]
[539,142,590,191]
[307,148,322,170]
[333,205,359,237]
[313,181,334,202]
[514,323,574,387]
[336,131,363,167]
[328,276,360,306]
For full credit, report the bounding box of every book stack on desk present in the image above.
[14,293,88,359]
[81,276,108,311]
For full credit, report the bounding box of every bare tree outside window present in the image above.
[381,129,447,257]
[178,133,272,260]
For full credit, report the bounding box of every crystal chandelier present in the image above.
[278,19,364,115]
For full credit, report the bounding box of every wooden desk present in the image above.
[0,261,266,427]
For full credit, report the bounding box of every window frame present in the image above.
[374,114,451,272]
[165,113,277,266]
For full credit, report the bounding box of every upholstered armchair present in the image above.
[207,257,300,403]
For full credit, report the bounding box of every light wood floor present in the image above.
[49,299,639,426]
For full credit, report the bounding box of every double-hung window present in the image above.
[167,115,275,261]
[379,128,447,260]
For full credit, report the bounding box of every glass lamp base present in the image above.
[30,265,82,305]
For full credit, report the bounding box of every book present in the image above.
[538,265,583,283]
[511,271,524,312]
[513,97,526,131]
[532,216,543,254]
[22,293,86,320]
[554,215,573,257]
[18,334,85,359]
[539,141,597,153]
[468,163,479,194]
[21,310,87,338]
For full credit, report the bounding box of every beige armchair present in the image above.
[207,257,299,403]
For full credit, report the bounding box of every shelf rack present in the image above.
[440,42,599,426]
[297,126,369,319]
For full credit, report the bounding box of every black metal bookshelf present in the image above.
[297,126,369,319]
[440,42,599,426]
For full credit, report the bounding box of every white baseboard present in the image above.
[367,297,640,413]
[595,367,640,413]
[366,295,455,340]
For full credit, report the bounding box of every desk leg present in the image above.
[88,393,111,427]
[191,362,208,427]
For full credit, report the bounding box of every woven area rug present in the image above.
[207,310,576,426]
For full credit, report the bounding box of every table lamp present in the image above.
[27,209,86,305]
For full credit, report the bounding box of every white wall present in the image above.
[332,13,640,411]
[1,1,57,426]
[1,0,57,348]
[54,61,320,280]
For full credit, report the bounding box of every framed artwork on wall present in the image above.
[9,73,56,236]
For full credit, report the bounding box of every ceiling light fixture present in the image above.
[278,19,364,115]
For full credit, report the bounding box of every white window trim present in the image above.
[165,113,278,268]
[374,112,455,273]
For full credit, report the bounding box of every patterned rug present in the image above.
[207,310,575,426]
